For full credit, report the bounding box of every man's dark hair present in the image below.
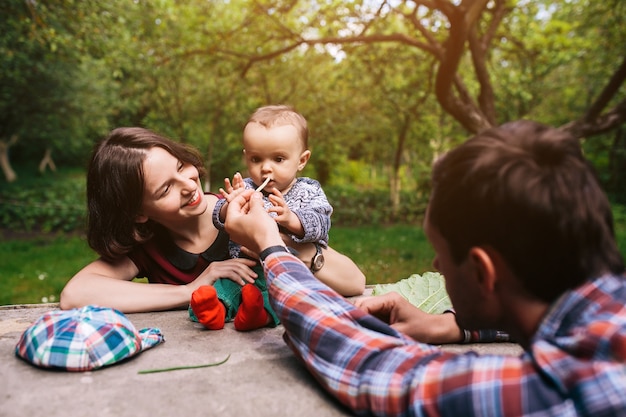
[428,120,624,302]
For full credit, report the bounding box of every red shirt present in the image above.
[127,227,230,285]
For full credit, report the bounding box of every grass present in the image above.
[0,224,428,306]
[330,224,435,284]
[2,205,625,307]
[0,234,97,305]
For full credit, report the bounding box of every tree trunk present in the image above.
[390,118,409,217]
[0,135,19,183]
[38,147,57,174]
[608,126,626,204]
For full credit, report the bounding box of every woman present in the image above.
[60,127,363,330]
[60,127,259,314]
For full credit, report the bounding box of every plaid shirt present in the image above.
[263,253,626,416]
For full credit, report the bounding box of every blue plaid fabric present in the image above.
[15,305,164,371]
[264,253,626,416]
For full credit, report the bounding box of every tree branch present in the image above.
[584,55,626,123]
[434,0,491,132]
[561,98,626,138]
[468,0,511,124]
[236,31,439,76]
[558,54,626,138]
[404,3,445,59]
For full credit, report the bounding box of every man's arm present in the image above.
[223,190,552,417]
[222,190,447,413]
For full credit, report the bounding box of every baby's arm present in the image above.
[272,180,332,244]
[267,188,306,238]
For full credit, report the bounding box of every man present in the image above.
[224,120,626,416]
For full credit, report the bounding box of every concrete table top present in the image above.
[0,303,523,417]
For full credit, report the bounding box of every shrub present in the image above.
[0,170,86,233]
[325,185,429,226]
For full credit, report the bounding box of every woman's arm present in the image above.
[60,255,259,313]
[59,257,191,313]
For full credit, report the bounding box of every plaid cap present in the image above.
[15,305,164,371]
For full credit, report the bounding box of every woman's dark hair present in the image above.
[428,120,624,303]
[86,127,206,260]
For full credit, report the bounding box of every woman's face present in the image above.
[137,146,207,225]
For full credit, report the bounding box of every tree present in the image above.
[227,0,625,138]
[0,0,121,181]
[341,42,434,212]
[3,0,624,202]
[0,0,53,182]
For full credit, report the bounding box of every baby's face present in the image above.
[243,122,309,193]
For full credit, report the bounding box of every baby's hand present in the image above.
[220,172,246,203]
[267,189,295,226]
[231,172,245,190]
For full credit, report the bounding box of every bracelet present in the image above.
[443,309,470,344]
[258,245,291,261]
[443,309,511,344]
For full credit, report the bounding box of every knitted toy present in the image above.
[188,264,280,331]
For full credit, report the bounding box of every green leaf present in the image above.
[138,354,230,374]
[372,272,452,314]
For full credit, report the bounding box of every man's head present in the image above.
[426,120,624,305]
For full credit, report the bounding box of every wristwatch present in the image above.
[310,243,325,272]
[259,245,298,261]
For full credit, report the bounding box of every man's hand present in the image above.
[353,292,463,344]
[224,189,285,255]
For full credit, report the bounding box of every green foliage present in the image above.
[0,168,85,232]
[613,202,626,256]
[0,0,114,164]
[506,0,626,129]
[326,185,428,226]
[373,272,452,314]
[2,0,624,194]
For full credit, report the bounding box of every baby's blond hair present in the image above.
[245,105,309,149]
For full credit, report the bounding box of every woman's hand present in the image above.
[188,257,258,292]
[353,292,463,344]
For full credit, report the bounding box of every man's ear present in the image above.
[298,150,311,171]
[136,214,149,223]
[468,247,497,293]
